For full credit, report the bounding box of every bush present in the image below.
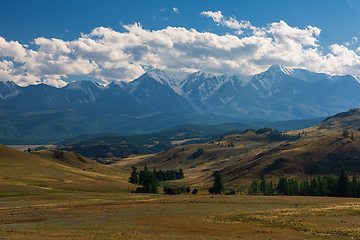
[192,189,198,194]
[133,187,146,193]
[163,187,181,194]
[255,127,272,134]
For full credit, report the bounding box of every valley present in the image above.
[2,2,360,238]
[1,109,360,239]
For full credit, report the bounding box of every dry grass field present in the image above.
[1,192,360,239]
[2,109,360,239]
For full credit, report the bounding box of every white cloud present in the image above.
[0,12,360,87]
[173,7,179,13]
[200,11,253,34]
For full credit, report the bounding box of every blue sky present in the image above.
[0,0,360,86]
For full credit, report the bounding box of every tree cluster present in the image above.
[267,130,300,141]
[342,129,355,140]
[249,165,360,198]
[217,142,234,148]
[255,127,273,134]
[53,149,65,160]
[190,148,205,159]
[129,165,185,194]
[152,169,184,181]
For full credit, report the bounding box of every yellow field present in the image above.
[1,193,360,239]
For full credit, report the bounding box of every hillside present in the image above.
[58,116,324,158]
[222,132,360,181]
[0,145,134,196]
[113,129,294,186]
[115,109,360,187]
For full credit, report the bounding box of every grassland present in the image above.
[1,193,360,239]
[2,109,360,239]
[0,145,135,196]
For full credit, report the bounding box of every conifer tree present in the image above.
[351,174,358,198]
[211,170,224,194]
[259,173,267,194]
[129,166,139,184]
[338,164,350,197]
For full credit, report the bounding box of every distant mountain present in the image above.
[0,65,360,143]
[0,81,103,112]
[1,65,360,120]
[0,81,22,100]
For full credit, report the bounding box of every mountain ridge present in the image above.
[0,65,360,143]
[1,65,359,121]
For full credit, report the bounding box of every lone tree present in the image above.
[129,166,139,184]
[210,170,224,194]
[338,164,350,197]
[259,173,267,194]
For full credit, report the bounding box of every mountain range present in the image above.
[0,65,359,143]
[1,65,359,119]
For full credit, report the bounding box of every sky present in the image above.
[1,0,360,87]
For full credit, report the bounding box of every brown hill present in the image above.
[0,145,134,195]
[222,132,360,181]
[288,108,360,137]
[117,109,360,187]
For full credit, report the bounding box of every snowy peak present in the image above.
[265,64,294,76]
[65,80,104,91]
[0,81,22,99]
[146,68,171,85]
[64,80,103,101]
[132,68,188,95]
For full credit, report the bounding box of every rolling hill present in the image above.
[58,116,324,158]
[0,145,134,196]
[2,108,360,194]
[115,108,360,187]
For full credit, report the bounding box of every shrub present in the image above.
[163,187,181,194]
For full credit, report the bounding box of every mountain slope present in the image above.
[1,65,359,120]
[117,109,360,186]
[1,65,360,143]
[0,144,133,194]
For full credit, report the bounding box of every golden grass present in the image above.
[1,193,360,239]
[0,145,136,195]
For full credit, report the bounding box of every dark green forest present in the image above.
[249,165,360,198]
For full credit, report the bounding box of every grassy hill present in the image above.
[0,145,135,196]
[114,109,360,188]
[58,116,324,159]
[2,108,358,195]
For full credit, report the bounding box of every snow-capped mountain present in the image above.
[0,65,360,121]
[0,81,104,112]
[0,81,22,100]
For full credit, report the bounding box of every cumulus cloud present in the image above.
[0,12,360,87]
[200,11,253,34]
[173,7,179,13]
